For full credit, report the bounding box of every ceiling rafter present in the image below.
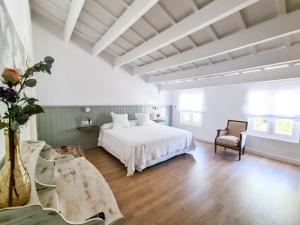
[156,2,198,69]
[160,65,300,90]
[33,4,134,62]
[188,0,232,64]
[147,44,300,83]
[119,0,186,71]
[64,8,139,57]
[140,14,188,70]
[97,0,174,70]
[277,0,292,47]
[233,12,257,55]
[64,0,85,42]
[31,3,98,44]
[106,48,139,67]
[92,0,158,55]
[133,10,300,75]
[114,0,259,67]
[90,0,154,52]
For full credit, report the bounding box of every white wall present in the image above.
[171,79,300,165]
[3,0,33,62]
[3,0,34,140]
[32,21,170,106]
[0,0,33,165]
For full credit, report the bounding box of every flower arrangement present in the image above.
[0,56,54,208]
[0,56,54,131]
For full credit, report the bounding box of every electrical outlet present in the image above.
[82,120,89,126]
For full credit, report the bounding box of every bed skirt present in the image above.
[98,143,195,175]
[135,147,194,172]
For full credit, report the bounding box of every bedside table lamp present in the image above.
[152,106,160,120]
[81,107,92,126]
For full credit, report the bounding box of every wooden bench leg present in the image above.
[238,149,241,161]
[214,143,217,153]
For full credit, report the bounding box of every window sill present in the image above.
[247,133,299,144]
[180,122,201,127]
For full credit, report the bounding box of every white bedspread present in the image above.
[98,124,196,176]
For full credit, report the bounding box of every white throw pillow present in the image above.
[111,113,130,129]
[135,113,153,126]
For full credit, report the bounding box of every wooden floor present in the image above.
[85,142,300,225]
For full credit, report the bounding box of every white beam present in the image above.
[63,0,85,42]
[134,10,300,75]
[160,66,300,90]
[147,44,300,83]
[114,0,259,67]
[276,0,292,48]
[92,0,158,56]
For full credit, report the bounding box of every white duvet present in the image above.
[98,124,196,176]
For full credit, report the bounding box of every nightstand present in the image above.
[76,126,99,131]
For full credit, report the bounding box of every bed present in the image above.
[97,122,196,176]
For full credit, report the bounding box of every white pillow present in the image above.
[111,113,130,129]
[135,113,153,126]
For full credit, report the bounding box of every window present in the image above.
[274,119,293,136]
[180,112,202,126]
[178,93,204,127]
[252,118,269,132]
[246,90,300,143]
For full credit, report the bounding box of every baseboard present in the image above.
[195,136,300,166]
[194,136,214,144]
[246,147,300,166]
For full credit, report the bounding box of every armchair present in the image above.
[215,120,248,160]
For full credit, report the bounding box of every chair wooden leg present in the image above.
[238,149,241,161]
[224,147,227,150]
[214,143,217,154]
[242,147,245,155]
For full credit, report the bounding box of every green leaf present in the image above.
[24,79,37,87]
[9,105,21,114]
[16,115,29,125]
[32,105,44,114]
[23,104,44,116]
[44,56,54,64]
[26,98,38,105]
[0,121,8,130]
[11,121,20,131]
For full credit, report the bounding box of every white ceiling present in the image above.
[30,0,300,89]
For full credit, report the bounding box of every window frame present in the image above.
[249,117,272,134]
[179,111,203,127]
[248,116,300,143]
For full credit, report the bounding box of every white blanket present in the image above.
[98,124,196,176]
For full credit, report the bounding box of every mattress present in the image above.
[98,124,196,176]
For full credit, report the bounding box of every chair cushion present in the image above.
[217,135,240,146]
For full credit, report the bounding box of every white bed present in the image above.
[97,123,196,176]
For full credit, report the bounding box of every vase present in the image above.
[0,129,31,208]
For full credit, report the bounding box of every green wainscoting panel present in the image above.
[37,105,172,149]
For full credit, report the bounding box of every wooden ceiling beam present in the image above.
[92,0,158,56]
[63,0,85,42]
[114,0,259,67]
[134,10,300,75]
[160,65,300,90]
[147,44,300,83]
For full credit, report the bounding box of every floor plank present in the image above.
[85,142,300,225]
